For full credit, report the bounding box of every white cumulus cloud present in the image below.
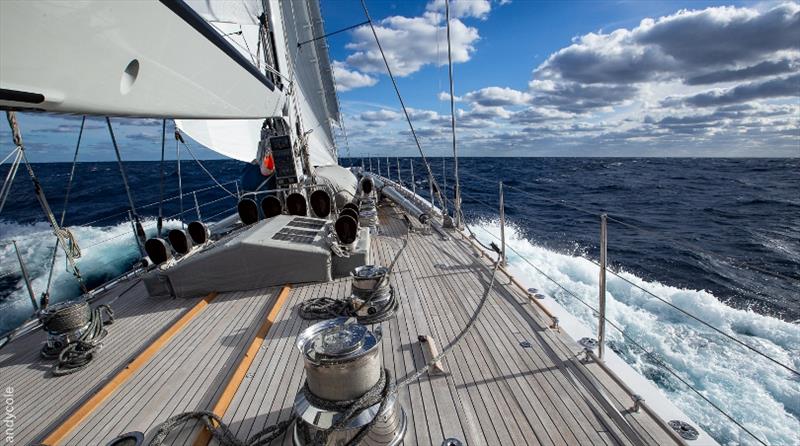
[332,61,378,92]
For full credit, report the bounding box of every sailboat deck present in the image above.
[0,203,683,445]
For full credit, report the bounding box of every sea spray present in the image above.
[469,218,800,446]
[0,218,182,333]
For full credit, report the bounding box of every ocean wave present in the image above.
[0,218,181,333]
[469,218,800,446]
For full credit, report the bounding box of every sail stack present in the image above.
[176,0,340,167]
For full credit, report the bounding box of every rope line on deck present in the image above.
[44,116,86,305]
[298,213,410,323]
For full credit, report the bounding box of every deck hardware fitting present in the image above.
[578,337,598,361]
[534,293,545,299]
[418,334,446,374]
[527,287,537,294]
[105,431,144,446]
[550,316,559,331]
[598,213,608,360]
[442,438,463,446]
[668,420,699,440]
[519,340,532,348]
[578,337,598,350]
[632,394,644,413]
[294,318,407,444]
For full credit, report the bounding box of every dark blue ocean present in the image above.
[1,157,798,445]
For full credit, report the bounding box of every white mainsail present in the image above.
[176,0,340,167]
[0,1,283,119]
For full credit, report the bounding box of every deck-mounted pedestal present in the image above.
[293,319,406,445]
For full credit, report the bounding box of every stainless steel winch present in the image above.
[293,318,406,446]
[358,197,378,228]
[39,300,91,356]
[349,265,394,321]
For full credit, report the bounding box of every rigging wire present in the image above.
[0,146,19,165]
[44,116,86,303]
[458,189,799,377]
[359,0,448,213]
[444,0,462,227]
[105,117,146,252]
[0,147,22,215]
[174,129,237,198]
[5,112,86,294]
[296,20,369,48]
[459,203,770,445]
[158,119,166,238]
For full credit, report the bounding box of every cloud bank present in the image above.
[339,2,799,157]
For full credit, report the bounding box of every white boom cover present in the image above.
[177,0,340,166]
[0,1,282,119]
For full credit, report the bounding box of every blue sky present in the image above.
[2,0,798,161]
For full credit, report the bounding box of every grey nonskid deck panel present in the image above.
[1,204,681,445]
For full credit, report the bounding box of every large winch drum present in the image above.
[40,300,90,334]
[297,318,382,401]
[351,265,388,293]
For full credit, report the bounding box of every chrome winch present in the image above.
[358,197,378,228]
[293,318,406,446]
[39,300,91,357]
[350,265,396,323]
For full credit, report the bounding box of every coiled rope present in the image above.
[41,304,114,376]
[298,212,409,324]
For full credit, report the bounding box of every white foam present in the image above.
[469,218,799,446]
[0,218,181,331]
